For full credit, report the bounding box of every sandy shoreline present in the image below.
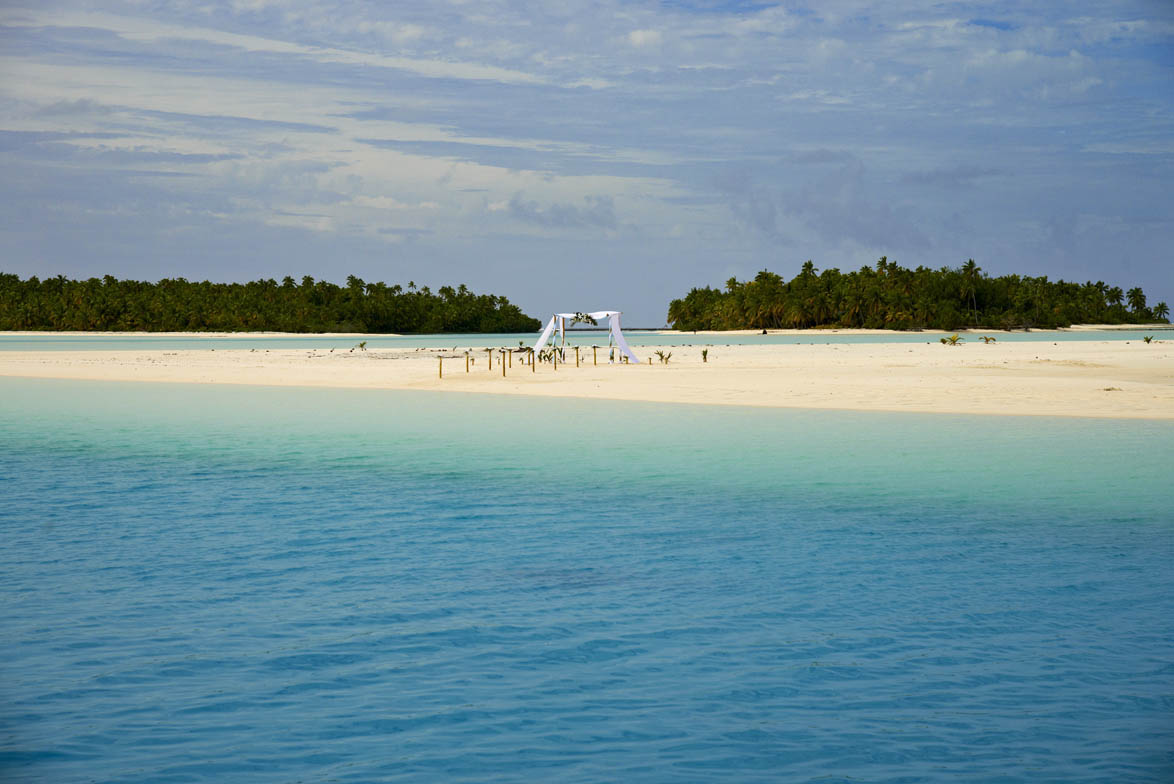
[2,338,1172,419]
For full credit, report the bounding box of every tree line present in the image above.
[0,273,542,333]
[667,259,1169,331]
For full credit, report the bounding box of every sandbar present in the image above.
[2,336,1171,419]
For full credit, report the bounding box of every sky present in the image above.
[1,0,1172,325]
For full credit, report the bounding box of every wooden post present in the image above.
[501,350,506,377]
[593,346,597,366]
[465,353,469,373]
[648,357,652,365]
[575,347,580,367]
[438,356,443,378]
[531,351,535,372]
[554,350,558,370]
[508,350,512,368]
[488,349,492,371]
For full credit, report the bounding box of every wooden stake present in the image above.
[438,356,443,379]
[501,350,506,377]
[465,354,469,373]
[575,347,580,367]
[531,351,535,372]
[593,346,597,366]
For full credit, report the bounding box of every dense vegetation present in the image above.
[0,274,542,333]
[667,259,1169,331]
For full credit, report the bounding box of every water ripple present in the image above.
[1,380,1172,782]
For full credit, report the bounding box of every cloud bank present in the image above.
[0,0,1171,322]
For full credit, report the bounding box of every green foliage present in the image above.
[0,273,541,333]
[701,349,708,363]
[979,336,997,343]
[1143,336,1154,344]
[940,334,964,345]
[570,312,598,326]
[665,260,1162,331]
[654,350,672,364]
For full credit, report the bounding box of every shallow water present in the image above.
[1,378,1172,782]
[1,327,1169,351]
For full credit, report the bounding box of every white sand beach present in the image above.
[2,335,1171,419]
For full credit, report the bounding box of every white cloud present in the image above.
[353,196,440,210]
[0,10,555,86]
[627,29,662,47]
[355,20,428,45]
[0,0,1171,316]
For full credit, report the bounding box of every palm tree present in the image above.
[1127,287,1147,314]
[1154,302,1169,321]
[666,299,685,328]
[961,259,981,327]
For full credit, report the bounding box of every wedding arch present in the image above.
[532,311,640,364]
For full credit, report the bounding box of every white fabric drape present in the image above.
[533,316,558,354]
[607,313,640,364]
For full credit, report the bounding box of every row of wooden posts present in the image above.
[438,346,632,378]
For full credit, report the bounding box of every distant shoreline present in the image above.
[655,323,1173,336]
[2,323,1170,339]
[0,330,400,338]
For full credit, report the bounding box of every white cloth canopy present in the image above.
[532,310,640,364]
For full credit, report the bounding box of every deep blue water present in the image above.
[1,378,1172,782]
[1,327,1169,352]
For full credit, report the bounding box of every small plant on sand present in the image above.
[701,349,708,363]
[1143,335,1154,344]
[940,334,964,345]
[357,341,367,351]
[979,336,997,344]
[654,350,672,364]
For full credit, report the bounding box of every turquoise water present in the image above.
[2,378,1172,782]
[1,328,1169,351]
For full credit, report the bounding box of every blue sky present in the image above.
[1,0,1171,324]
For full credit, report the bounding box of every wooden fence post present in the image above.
[438,356,443,379]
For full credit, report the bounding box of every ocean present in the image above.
[1,377,1171,782]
